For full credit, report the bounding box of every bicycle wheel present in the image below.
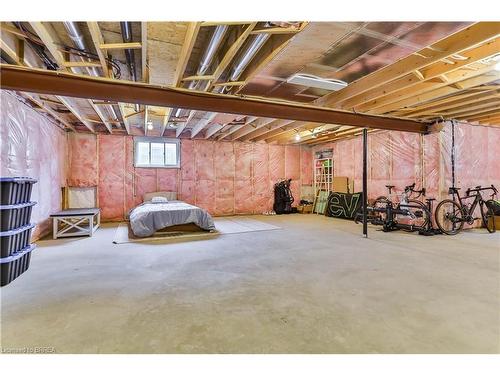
[481,200,496,233]
[397,199,430,231]
[435,199,464,235]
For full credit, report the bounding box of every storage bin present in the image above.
[0,177,37,205]
[0,243,36,286]
[0,201,37,231]
[0,223,35,258]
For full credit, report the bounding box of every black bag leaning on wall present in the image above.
[325,191,363,220]
[273,179,294,215]
[486,200,500,216]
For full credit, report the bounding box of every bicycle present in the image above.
[434,184,498,235]
[355,183,435,234]
[372,183,430,231]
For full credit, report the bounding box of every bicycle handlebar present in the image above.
[466,184,498,196]
[404,183,425,197]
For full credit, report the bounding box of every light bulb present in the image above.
[294,133,301,141]
[147,120,153,130]
[495,61,500,71]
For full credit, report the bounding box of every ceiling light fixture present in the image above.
[147,120,153,130]
[294,133,301,141]
[287,73,348,91]
[492,55,500,71]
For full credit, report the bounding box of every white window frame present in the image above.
[133,137,181,168]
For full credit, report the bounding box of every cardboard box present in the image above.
[297,204,313,214]
[332,176,349,193]
[488,216,500,231]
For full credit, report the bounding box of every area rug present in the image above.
[113,216,281,244]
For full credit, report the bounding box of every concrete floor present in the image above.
[1,215,499,353]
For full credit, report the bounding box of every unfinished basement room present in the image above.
[1,2,500,363]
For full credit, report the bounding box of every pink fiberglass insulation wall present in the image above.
[312,122,500,227]
[67,134,313,221]
[0,91,68,240]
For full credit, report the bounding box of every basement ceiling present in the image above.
[0,21,499,145]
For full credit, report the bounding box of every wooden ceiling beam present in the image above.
[57,96,95,132]
[264,122,319,144]
[230,118,276,140]
[63,61,102,68]
[23,93,76,131]
[340,37,500,110]
[321,23,500,107]
[402,90,500,117]
[250,27,302,35]
[0,64,430,133]
[477,116,500,124]
[455,107,500,120]
[360,63,497,114]
[99,42,142,50]
[240,119,296,141]
[1,26,79,132]
[300,127,364,146]
[466,111,500,121]
[277,124,344,145]
[369,72,500,116]
[217,116,257,140]
[87,22,110,77]
[191,112,218,138]
[30,21,111,133]
[436,98,500,117]
[200,21,250,27]
[118,103,131,134]
[161,21,201,137]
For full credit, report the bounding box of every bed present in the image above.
[128,191,216,237]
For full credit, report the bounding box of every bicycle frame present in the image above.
[449,189,485,223]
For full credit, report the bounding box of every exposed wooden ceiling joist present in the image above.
[160,21,201,137]
[320,23,500,107]
[87,22,110,77]
[230,118,278,140]
[340,38,500,110]
[29,21,112,133]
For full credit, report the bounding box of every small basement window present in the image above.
[134,137,180,168]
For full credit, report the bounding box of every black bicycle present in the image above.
[435,185,498,235]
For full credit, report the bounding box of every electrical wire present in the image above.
[60,45,122,79]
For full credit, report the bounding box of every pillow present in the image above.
[151,196,168,203]
[143,191,177,202]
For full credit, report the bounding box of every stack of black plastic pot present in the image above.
[0,177,37,286]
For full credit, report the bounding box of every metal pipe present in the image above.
[173,25,228,119]
[120,22,140,112]
[229,33,270,82]
[120,22,137,82]
[198,25,228,75]
[63,22,100,77]
[63,22,119,121]
[362,128,368,237]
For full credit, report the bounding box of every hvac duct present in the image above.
[120,22,138,82]
[229,33,270,82]
[173,25,229,119]
[120,22,140,112]
[62,22,120,123]
[63,22,100,77]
